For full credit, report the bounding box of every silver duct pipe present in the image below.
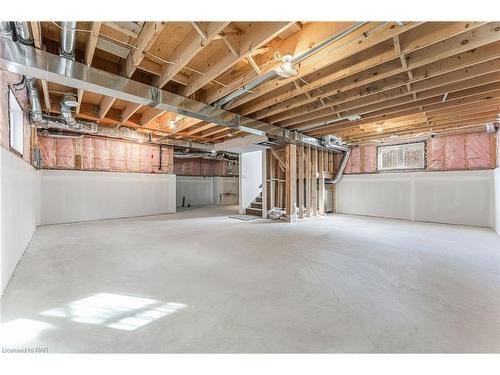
[212,22,368,108]
[59,21,77,59]
[13,22,33,45]
[37,117,215,151]
[326,148,351,185]
[25,77,45,123]
[59,96,80,128]
[0,22,13,39]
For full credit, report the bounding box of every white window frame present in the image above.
[377,142,425,171]
[8,89,24,156]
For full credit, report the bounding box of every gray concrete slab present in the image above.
[1,205,499,353]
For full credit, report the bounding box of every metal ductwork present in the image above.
[59,21,77,59]
[327,148,351,185]
[0,22,13,39]
[212,22,368,109]
[13,22,33,46]
[60,94,80,128]
[37,116,215,151]
[25,77,45,123]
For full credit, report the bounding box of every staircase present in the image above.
[245,192,262,217]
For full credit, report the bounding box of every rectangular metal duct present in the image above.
[0,37,349,153]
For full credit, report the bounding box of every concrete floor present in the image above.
[1,205,500,353]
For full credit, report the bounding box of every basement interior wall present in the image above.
[176,176,238,207]
[495,128,500,236]
[0,71,39,295]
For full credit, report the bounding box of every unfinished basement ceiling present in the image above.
[5,21,499,146]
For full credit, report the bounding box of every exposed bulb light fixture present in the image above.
[168,120,176,129]
[376,126,383,132]
[274,54,297,78]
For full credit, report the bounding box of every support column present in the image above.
[318,149,325,216]
[311,147,318,216]
[298,144,304,219]
[261,148,267,218]
[285,143,297,222]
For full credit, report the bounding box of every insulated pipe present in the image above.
[212,22,368,108]
[0,22,13,39]
[13,22,33,45]
[59,21,77,59]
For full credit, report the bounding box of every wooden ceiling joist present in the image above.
[181,22,294,97]
[154,22,230,89]
[29,21,51,112]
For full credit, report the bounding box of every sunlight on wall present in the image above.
[40,293,187,331]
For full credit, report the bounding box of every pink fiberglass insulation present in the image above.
[427,137,445,170]
[346,147,361,174]
[83,138,94,169]
[109,140,127,171]
[444,134,466,170]
[139,144,156,173]
[362,145,377,173]
[466,132,491,169]
[126,142,140,172]
[93,138,110,170]
[38,136,56,167]
[55,138,75,169]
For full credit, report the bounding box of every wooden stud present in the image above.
[285,143,297,222]
[298,144,304,219]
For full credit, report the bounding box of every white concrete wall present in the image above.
[176,176,238,207]
[336,170,495,228]
[239,151,262,214]
[40,170,176,225]
[495,168,500,236]
[0,148,40,295]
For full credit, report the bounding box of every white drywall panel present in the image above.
[336,170,494,227]
[40,170,176,225]
[1,147,40,294]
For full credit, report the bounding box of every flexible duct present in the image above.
[13,22,33,45]
[60,99,80,128]
[212,22,368,108]
[25,77,45,123]
[59,21,77,59]
[0,22,13,39]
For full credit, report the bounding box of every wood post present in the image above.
[305,145,311,217]
[318,149,325,216]
[311,147,318,216]
[298,144,304,219]
[285,143,297,222]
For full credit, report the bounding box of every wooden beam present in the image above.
[104,22,142,38]
[123,22,166,78]
[298,144,304,219]
[154,22,230,89]
[78,22,101,113]
[140,107,165,127]
[311,147,318,216]
[29,21,51,112]
[182,22,294,96]
[305,145,311,217]
[254,25,500,122]
[246,56,261,75]
[121,102,142,123]
[285,143,297,222]
[318,149,325,216]
[100,22,166,121]
[242,22,492,118]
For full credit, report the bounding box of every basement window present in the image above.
[377,142,425,171]
[8,89,24,156]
